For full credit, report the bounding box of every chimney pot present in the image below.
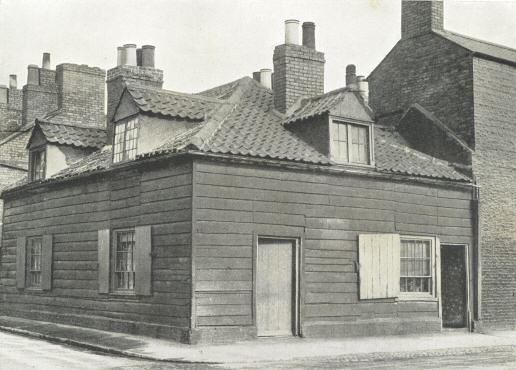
[27,64,40,85]
[346,64,357,87]
[356,75,369,105]
[116,46,123,66]
[9,74,17,89]
[42,52,51,69]
[0,85,7,104]
[252,71,261,82]
[284,19,300,45]
[141,45,155,67]
[136,48,143,67]
[302,22,316,49]
[121,44,137,66]
[259,68,272,89]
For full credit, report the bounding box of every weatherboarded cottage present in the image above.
[0,9,480,343]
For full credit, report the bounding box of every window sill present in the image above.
[332,160,376,169]
[397,295,438,302]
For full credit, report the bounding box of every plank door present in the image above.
[441,245,468,328]
[256,238,295,337]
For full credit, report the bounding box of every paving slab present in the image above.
[1,315,515,364]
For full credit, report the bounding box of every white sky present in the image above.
[0,0,515,93]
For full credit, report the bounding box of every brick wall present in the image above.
[22,84,58,127]
[472,57,516,328]
[401,0,444,40]
[56,64,106,129]
[273,44,325,113]
[368,33,475,147]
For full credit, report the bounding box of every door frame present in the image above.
[440,243,471,331]
[253,235,301,337]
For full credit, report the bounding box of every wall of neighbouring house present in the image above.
[368,33,474,147]
[0,159,193,341]
[0,165,26,230]
[472,57,516,329]
[190,159,475,343]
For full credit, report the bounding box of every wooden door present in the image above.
[256,238,295,337]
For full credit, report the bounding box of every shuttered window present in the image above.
[359,234,438,300]
[97,226,152,295]
[16,235,53,290]
[358,234,400,299]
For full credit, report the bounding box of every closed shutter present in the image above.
[98,229,110,293]
[16,236,26,289]
[134,226,152,296]
[41,235,53,290]
[359,233,400,299]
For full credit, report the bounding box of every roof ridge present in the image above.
[435,29,516,53]
[126,83,225,104]
[37,119,107,132]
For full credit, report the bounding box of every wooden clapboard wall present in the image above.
[0,159,193,339]
[191,159,474,332]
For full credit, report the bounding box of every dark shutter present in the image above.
[16,237,26,289]
[98,229,110,293]
[41,235,53,290]
[134,226,152,296]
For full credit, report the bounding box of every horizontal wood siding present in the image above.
[0,160,193,332]
[192,160,473,328]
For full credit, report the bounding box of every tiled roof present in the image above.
[11,76,470,192]
[35,121,106,149]
[284,88,374,124]
[374,127,469,181]
[126,84,223,121]
[435,30,516,65]
[51,145,112,179]
[0,159,27,171]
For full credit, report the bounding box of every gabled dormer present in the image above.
[284,67,375,167]
[27,120,106,181]
[111,85,223,164]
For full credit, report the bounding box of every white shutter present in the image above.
[359,234,400,299]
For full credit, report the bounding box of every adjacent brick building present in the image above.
[368,0,516,329]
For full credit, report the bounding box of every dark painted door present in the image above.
[441,245,467,328]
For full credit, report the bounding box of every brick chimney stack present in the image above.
[273,20,325,113]
[106,44,164,141]
[401,0,444,40]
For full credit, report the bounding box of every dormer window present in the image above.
[30,147,46,181]
[113,117,138,163]
[330,118,373,166]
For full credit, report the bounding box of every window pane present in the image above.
[26,237,42,288]
[332,122,348,162]
[400,239,432,293]
[115,230,135,291]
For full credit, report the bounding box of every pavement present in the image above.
[1,315,516,365]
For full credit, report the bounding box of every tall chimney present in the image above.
[284,20,300,45]
[356,76,369,105]
[346,64,357,87]
[302,22,316,49]
[141,45,155,68]
[401,0,444,40]
[27,65,40,85]
[42,52,51,69]
[273,20,325,113]
[107,45,164,142]
[9,74,17,89]
[259,69,272,89]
